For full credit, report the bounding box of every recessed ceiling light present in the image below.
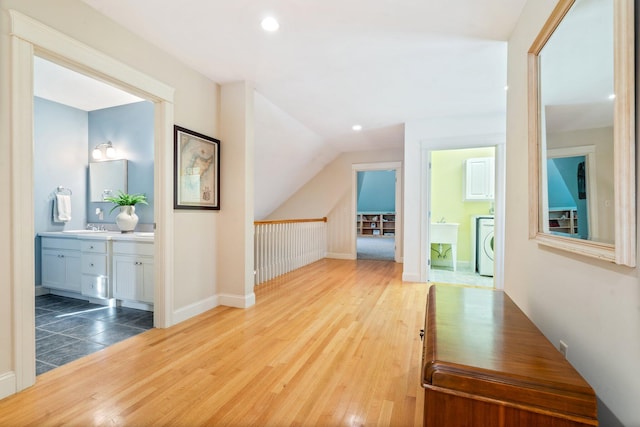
[261,17,279,32]
[352,125,362,131]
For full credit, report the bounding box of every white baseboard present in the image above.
[326,252,356,260]
[0,371,16,400]
[218,292,256,308]
[35,286,49,296]
[402,272,422,282]
[120,300,153,311]
[172,295,219,324]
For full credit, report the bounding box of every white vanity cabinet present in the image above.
[465,157,495,201]
[112,241,154,304]
[80,239,111,299]
[41,237,82,293]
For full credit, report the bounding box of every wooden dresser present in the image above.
[421,285,598,426]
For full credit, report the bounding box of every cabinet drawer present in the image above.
[82,254,107,275]
[81,240,107,253]
[113,241,154,256]
[42,237,80,251]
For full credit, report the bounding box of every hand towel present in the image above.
[55,194,72,222]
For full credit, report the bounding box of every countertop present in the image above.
[39,230,154,242]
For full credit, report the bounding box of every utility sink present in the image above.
[430,223,459,244]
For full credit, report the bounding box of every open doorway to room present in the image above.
[356,170,396,261]
[33,56,156,375]
[352,162,402,262]
[428,146,496,288]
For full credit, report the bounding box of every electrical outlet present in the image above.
[559,340,568,358]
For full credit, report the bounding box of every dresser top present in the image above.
[422,285,597,421]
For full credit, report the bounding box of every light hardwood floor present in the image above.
[0,259,428,426]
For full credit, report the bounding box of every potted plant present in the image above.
[104,191,148,233]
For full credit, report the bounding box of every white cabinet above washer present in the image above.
[465,157,495,201]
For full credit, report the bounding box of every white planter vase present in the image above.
[115,205,139,233]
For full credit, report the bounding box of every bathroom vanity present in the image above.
[421,285,597,426]
[40,231,154,309]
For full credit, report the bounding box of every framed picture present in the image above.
[174,125,220,210]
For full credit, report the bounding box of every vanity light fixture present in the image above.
[261,16,279,32]
[92,141,117,160]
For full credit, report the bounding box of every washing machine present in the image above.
[477,217,494,277]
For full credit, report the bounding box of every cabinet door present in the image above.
[113,255,154,303]
[465,157,495,201]
[139,258,154,304]
[42,249,81,292]
[113,255,138,301]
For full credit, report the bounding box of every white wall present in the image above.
[506,1,640,425]
[268,148,403,259]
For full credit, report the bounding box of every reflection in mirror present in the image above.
[528,0,635,266]
[89,160,128,202]
[538,0,614,243]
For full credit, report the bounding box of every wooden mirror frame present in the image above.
[528,0,635,267]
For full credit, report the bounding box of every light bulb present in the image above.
[92,148,102,159]
[261,17,279,32]
[106,146,116,158]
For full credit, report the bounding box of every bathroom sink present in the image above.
[430,223,459,244]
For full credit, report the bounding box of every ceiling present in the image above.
[76,0,525,152]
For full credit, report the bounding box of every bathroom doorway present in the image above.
[33,57,156,375]
[428,146,496,288]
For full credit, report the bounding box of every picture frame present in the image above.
[174,125,220,210]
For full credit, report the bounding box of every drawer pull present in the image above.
[90,263,94,267]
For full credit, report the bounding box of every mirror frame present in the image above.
[528,0,635,267]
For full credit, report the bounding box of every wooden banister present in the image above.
[254,217,327,225]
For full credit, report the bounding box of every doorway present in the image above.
[428,147,495,288]
[356,170,396,261]
[8,11,175,392]
[33,57,156,375]
[418,134,505,289]
[352,162,402,262]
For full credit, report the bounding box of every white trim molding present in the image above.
[7,9,176,394]
[218,293,257,309]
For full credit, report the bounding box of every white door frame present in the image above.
[420,134,506,289]
[7,10,175,394]
[351,162,403,262]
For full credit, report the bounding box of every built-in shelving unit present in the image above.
[357,213,395,237]
[548,208,578,236]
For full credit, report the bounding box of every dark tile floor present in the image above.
[36,294,153,375]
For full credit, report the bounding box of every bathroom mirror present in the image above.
[528,0,635,266]
[89,159,128,202]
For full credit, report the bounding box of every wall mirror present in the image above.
[528,0,635,266]
[89,159,128,202]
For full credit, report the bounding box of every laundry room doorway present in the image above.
[428,146,497,288]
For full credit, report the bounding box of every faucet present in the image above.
[86,223,97,231]
[438,217,446,223]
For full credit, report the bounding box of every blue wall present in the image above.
[357,170,395,213]
[88,101,154,224]
[547,156,589,239]
[34,97,89,232]
[33,98,154,285]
